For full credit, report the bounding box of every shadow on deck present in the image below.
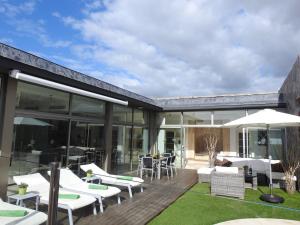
[56,169,197,225]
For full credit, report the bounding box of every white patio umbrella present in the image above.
[223,109,300,203]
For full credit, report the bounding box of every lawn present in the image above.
[148,183,300,225]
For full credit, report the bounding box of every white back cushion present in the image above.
[59,168,83,186]
[81,163,109,176]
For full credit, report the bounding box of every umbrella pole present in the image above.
[267,125,273,195]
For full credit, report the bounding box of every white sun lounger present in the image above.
[13,173,96,225]
[52,168,121,213]
[0,198,47,225]
[81,163,144,198]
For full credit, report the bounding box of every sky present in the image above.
[1,0,300,98]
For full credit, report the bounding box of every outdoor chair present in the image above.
[0,198,47,225]
[161,157,172,179]
[170,155,177,176]
[50,168,121,213]
[81,163,144,199]
[141,157,156,181]
[137,155,144,176]
[211,166,245,199]
[13,173,97,225]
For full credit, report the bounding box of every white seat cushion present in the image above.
[216,166,239,174]
[0,199,47,225]
[197,167,215,175]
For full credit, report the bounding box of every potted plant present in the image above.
[18,183,28,195]
[86,169,93,178]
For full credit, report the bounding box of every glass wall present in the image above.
[157,109,285,165]
[248,128,283,159]
[10,81,110,183]
[112,105,149,173]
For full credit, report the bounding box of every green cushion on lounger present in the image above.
[0,210,28,217]
[88,184,108,190]
[58,194,80,199]
[116,176,134,181]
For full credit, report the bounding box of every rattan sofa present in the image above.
[211,167,245,199]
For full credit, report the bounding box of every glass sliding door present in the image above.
[112,125,132,173]
[10,117,68,184]
[69,121,105,170]
[157,128,182,155]
[132,127,148,168]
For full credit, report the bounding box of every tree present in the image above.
[282,128,300,194]
[204,130,218,168]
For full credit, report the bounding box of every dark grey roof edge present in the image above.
[155,92,285,111]
[0,43,159,108]
[154,92,280,100]
[161,102,286,111]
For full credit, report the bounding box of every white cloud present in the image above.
[0,0,36,17]
[57,0,300,97]
[1,1,71,49]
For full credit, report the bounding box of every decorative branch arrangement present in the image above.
[283,128,300,194]
[204,131,218,168]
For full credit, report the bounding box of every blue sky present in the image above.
[1,0,300,97]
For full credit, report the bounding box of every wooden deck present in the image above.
[55,169,197,225]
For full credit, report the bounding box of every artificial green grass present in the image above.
[149,183,300,225]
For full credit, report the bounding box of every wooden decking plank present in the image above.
[55,169,197,225]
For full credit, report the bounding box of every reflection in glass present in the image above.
[183,111,211,125]
[69,121,105,169]
[248,128,283,159]
[132,127,148,165]
[16,81,70,114]
[157,112,182,126]
[9,117,68,184]
[112,125,131,173]
[213,110,245,125]
[133,109,148,124]
[71,94,105,118]
[113,105,133,124]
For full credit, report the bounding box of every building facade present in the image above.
[0,43,299,198]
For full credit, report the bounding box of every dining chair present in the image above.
[170,155,177,176]
[141,157,155,181]
[161,157,172,179]
[163,153,171,157]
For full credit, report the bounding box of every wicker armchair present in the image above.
[211,167,245,199]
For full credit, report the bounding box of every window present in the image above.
[157,112,181,126]
[113,105,132,124]
[183,111,211,125]
[16,82,70,114]
[213,110,245,125]
[133,109,148,125]
[71,94,105,118]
